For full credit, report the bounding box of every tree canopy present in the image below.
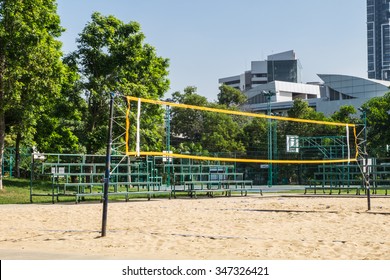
[217,84,247,107]
[360,92,390,157]
[0,0,66,188]
[68,12,170,154]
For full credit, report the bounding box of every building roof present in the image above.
[315,74,390,115]
[318,74,390,99]
[267,50,296,61]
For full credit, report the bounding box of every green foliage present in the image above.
[361,92,390,157]
[217,84,247,107]
[171,87,209,142]
[172,142,206,155]
[241,118,267,153]
[34,62,86,154]
[201,106,246,153]
[34,115,81,153]
[285,99,329,137]
[70,12,170,154]
[330,105,358,123]
[0,0,65,114]
[170,87,246,154]
[0,0,67,185]
[287,99,325,120]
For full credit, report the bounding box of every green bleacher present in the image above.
[30,153,260,203]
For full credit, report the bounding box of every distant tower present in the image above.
[367,0,390,80]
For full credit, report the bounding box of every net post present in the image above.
[165,103,172,187]
[359,108,371,211]
[363,114,371,211]
[262,90,276,188]
[101,92,115,237]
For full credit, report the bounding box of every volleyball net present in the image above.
[125,96,358,164]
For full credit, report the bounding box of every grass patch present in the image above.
[0,178,34,204]
[0,178,174,204]
[0,178,71,204]
[1,178,389,205]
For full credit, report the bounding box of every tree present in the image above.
[201,106,246,154]
[330,105,358,124]
[217,84,247,107]
[241,117,267,156]
[287,98,325,120]
[69,12,170,154]
[0,0,65,188]
[170,87,246,155]
[361,92,390,157]
[33,61,86,154]
[285,98,328,138]
[171,87,208,142]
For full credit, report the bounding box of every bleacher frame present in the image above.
[30,153,170,203]
[29,153,259,203]
[304,162,390,195]
[155,157,261,198]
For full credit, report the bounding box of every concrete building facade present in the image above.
[218,50,299,92]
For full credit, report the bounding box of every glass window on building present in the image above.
[329,88,341,101]
[267,60,298,83]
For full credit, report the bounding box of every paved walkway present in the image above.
[259,185,306,193]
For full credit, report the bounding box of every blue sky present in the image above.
[57,0,367,101]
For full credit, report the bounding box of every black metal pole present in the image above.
[363,111,371,211]
[101,92,115,237]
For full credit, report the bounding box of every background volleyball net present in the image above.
[125,96,358,165]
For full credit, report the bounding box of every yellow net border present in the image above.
[125,96,359,164]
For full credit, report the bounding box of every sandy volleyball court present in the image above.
[0,195,389,260]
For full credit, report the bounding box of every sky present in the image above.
[56,0,367,101]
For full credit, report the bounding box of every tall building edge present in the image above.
[367,0,390,81]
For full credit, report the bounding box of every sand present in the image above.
[0,194,389,260]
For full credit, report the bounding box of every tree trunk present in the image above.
[0,3,7,190]
[0,51,5,190]
[0,111,5,190]
[0,7,8,187]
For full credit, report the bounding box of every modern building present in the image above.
[242,80,322,114]
[316,74,390,115]
[218,50,300,92]
[220,48,390,116]
[367,0,390,80]
[241,74,390,116]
